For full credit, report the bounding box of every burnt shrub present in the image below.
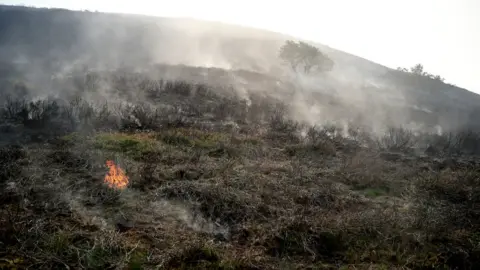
[116,103,161,131]
[63,99,114,131]
[266,110,300,144]
[376,127,416,152]
[434,130,480,155]
[1,98,62,129]
[195,83,213,98]
[164,80,194,96]
[1,95,27,122]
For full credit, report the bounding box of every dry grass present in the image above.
[1,74,480,269]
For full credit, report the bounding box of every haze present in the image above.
[4,0,479,93]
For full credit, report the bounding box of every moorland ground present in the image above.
[1,69,479,270]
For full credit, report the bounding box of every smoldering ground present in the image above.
[1,5,480,269]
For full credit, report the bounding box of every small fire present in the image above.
[104,160,129,190]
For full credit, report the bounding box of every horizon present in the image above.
[2,0,480,94]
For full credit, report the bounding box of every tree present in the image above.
[432,74,445,82]
[397,63,445,82]
[410,63,424,75]
[279,40,334,74]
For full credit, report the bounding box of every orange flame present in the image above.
[104,160,129,190]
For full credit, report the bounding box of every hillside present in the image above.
[1,4,480,132]
[0,4,480,270]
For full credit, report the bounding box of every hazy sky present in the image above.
[3,0,480,93]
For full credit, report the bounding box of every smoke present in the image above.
[150,200,230,238]
[1,5,477,139]
[4,6,480,250]
[67,193,112,230]
[64,188,229,238]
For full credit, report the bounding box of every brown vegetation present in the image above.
[1,70,479,269]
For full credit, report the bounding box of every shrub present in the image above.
[1,95,27,121]
[376,127,416,152]
[422,129,480,156]
[1,98,61,129]
[164,80,194,96]
[116,103,161,131]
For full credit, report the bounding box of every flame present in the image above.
[104,160,129,190]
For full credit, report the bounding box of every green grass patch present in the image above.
[362,188,388,198]
[158,128,229,149]
[44,230,72,255]
[53,132,83,147]
[93,132,160,160]
[128,250,147,270]
[61,132,82,142]
[85,246,115,270]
